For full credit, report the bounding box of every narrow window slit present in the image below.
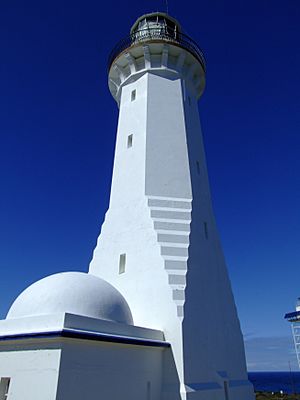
[127,134,133,148]
[131,89,136,101]
[204,222,208,239]
[196,161,200,174]
[0,378,11,400]
[224,381,229,400]
[147,381,151,400]
[119,254,126,274]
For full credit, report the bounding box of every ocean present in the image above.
[248,372,300,393]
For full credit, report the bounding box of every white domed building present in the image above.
[0,271,168,400]
[0,11,254,400]
[7,272,133,324]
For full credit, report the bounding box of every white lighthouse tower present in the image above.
[90,12,254,400]
[285,298,300,369]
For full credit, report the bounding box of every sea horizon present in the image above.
[248,371,300,393]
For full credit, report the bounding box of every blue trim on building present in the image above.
[285,310,300,321]
[0,329,170,348]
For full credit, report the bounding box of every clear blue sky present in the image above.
[1,0,299,371]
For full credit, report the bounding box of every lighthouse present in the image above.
[285,298,300,369]
[0,12,254,400]
[89,12,254,400]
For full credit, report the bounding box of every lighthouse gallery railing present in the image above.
[108,28,206,72]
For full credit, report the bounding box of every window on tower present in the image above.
[196,161,200,175]
[204,222,208,239]
[127,134,133,148]
[131,89,136,101]
[223,381,229,400]
[146,381,151,400]
[0,378,11,400]
[119,254,126,274]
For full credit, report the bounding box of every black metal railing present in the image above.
[108,28,206,72]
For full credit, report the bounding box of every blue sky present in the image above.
[1,0,299,371]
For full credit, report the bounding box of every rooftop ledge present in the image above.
[0,312,168,347]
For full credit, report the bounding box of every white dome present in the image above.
[7,272,133,325]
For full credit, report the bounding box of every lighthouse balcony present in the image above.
[108,27,206,72]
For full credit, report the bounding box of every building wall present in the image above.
[89,72,184,382]
[181,80,251,387]
[0,342,60,400]
[56,339,164,400]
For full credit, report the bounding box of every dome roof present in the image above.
[7,272,133,325]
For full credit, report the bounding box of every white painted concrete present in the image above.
[56,340,164,400]
[90,14,254,400]
[0,313,164,342]
[0,313,66,336]
[0,340,180,400]
[0,345,61,400]
[0,313,165,342]
[0,312,171,400]
[7,272,133,325]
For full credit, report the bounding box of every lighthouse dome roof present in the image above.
[130,12,182,35]
[6,271,133,325]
